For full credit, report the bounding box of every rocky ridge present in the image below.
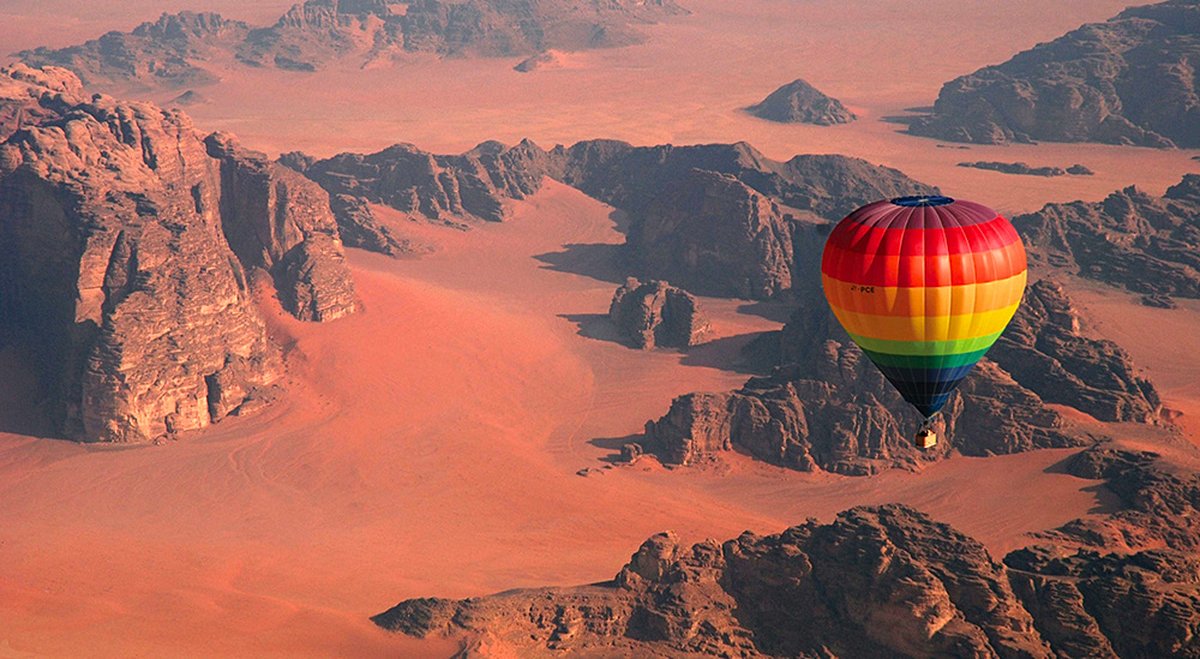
[290,138,935,296]
[0,65,355,442]
[908,0,1200,147]
[608,278,712,350]
[19,1,686,88]
[1013,174,1200,301]
[17,12,249,89]
[745,78,856,125]
[374,445,1200,657]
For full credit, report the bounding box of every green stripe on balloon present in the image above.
[845,331,1004,357]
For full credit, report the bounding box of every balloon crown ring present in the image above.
[891,195,955,207]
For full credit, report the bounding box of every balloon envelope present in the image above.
[820,195,1027,417]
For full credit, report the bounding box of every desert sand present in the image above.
[1,1,1198,657]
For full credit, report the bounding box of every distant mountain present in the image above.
[745,78,856,125]
[17,12,249,89]
[909,0,1200,147]
[18,0,686,89]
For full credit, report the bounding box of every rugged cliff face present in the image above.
[627,170,797,298]
[908,0,1200,147]
[375,505,1051,657]
[990,280,1160,422]
[746,78,856,125]
[376,445,1200,657]
[1013,175,1200,302]
[206,132,355,321]
[608,278,712,350]
[0,65,354,442]
[18,1,686,87]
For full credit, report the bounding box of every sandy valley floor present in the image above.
[1,1,1198,656]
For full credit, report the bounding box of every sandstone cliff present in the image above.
[608,278,712,350]
[627,169,797,298]
[375,505,1051,657]
[746,78,856,125]
[0,65,355,442]
[376,443,1200,657]
[206,133,355,321]
[908,0,1200,147]
[1013,175,1200,301]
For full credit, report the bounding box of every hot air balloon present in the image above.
[820,195,1027,449]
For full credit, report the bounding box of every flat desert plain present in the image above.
[1,1,1198,656]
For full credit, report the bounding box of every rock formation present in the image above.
[0,65,355,442]
[375,504,1052,657]
[746,78,856,125]
[289,138,935,299]
[989,280,1160,423]
[1035,446,1200,553]
[206,133,355,321]
[513,50,570,73]
[909,0,1200,147]
[627,169,797,298]
[377,443,1200,656]
[18,2,685,88]
[1013,175,1200,301]
[550,139,935,223]
[17,12,249,90]
[957,161,1093,177]
[639,270,1166,475]
[608,278,712,349]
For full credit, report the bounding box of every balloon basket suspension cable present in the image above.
[914,414,938,450]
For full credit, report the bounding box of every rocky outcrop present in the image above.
[1007,546,1200,659]
[513,49,570,73]
[990,280,1160,423]
[909,0,1200,147]
[609,278,711,349]
[0,64,84,140]
[0,66,354,442]
[17,12,249,90]
[376,443,1200,656]
[957,161,1093,177]
[628,170,797,298]
[375,504,1052,657]
[292,139,550,223]
[18,2,684,88]
[551,139,936,223]
[1013,175,1200,301]
[206,133,355,321]
[1036,446,1200,553]
[746,78,856,125]
[287,137,934,300]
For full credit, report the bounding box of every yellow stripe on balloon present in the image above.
[821,271,1026,318]
[829,301,1021,343]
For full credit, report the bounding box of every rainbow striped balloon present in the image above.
[821,195,1027,417]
